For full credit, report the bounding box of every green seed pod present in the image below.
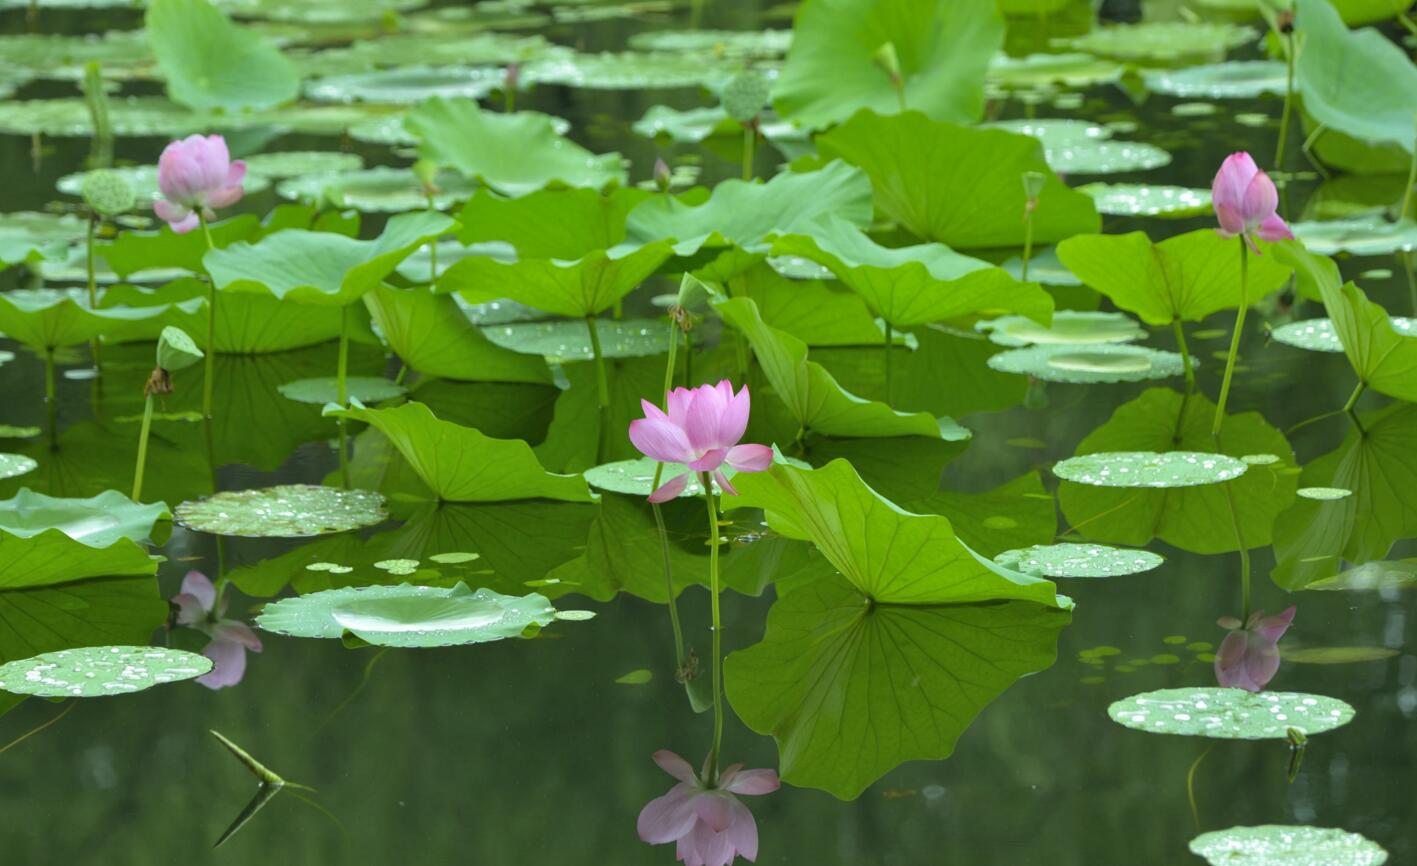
[81,169,135,217]
[721,70,771,123]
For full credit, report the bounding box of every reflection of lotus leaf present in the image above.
[277,376,406,405]
[0,646,211,698]
[1190,826,1387,866]
[175,485,388,537]
[1054,451,1247,488]
[1109,687,1355,738]
[995,543,1164,578]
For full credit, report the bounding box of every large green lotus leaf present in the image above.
[162,291,350,353]
[625,161,874,255]
[325,401,593,503]
[1190,826,1388,866]
[0,576,167,718]
[772,0,1002,130]
[725,575,1069,799]
[304,66,502,105]
[1055,229,1293,326]
[1058,388,1298,553]
[714,295,944,440]
[363,284,551,384]
[0,289,168,351]
[99,215,263,277]
[1272,403,1417,590]
[1079,183,1213,218]
[455,186,651,259]
[904,472,1058,559]
[988,344,1193,384]
[0,212,85,269]
[713,259,886,347]
[1317,279,1417,402]
[0,646,211,698]
[277,167,477,213]
[438,243,675,319]
[405,97,625,196]
[986,52,1123,90]
[726,460,1066,608]
[0,489,167,589]
[1143,61,1288,99]
[146,0,299,112]
[817,110,1100,249]
[770,217,1053,327]
[1295,0,1417,154]
[206,211,456,306]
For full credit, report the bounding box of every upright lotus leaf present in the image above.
[0,212,84,270]
[1272,403,1417,590]
[405,97,625,196]
[436,242,675,319]
[715,260,886,347]
[904,472,1059,558]
[324,401,593,503]
[817,110,1100,249]
[98,215,273,278]
[1317,280,1417,402]
[0,289,169,351]
[773,0,1003,129]
[146,0,299,112]
[1295,0,1417,154]
[162,291,353,353]
[1057,388,1298,553]
[625,161,873,255]
[771,217,1054,327]
[0,489,167,589]
[205,211,457,307]
[713,295,945,440]
[455,186,651,258]
[1056,229,1294,326]
[363,284,551,384]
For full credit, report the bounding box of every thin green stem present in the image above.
[587,315,610,462]
[1403,251,1417,317]
[132,394,154,501]
[198,212,216,420]
[1275,32,1295,171]
[337,304,350,490]
[700,473,724,784]
[741,126,755,182]
[653,322,686,667]
[1400,134,1416,223]
[1211,238,1249,438]
[883,322,894,400]
[86,215,101,373]
[1342,381,1365,415]
[0,701,75,756]
[1172,319,1195,393]
[1187,743,1215,832]
[1221,479,1251,622]
[1021,213,1034,283]
[44,347,56,450]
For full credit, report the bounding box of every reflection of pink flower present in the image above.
[1215,606,1295,692]
[637,750,778,866]
[154,134,246,234]
[171,571,262,689]
[1211,152,1293,254]
[628,380,773,503]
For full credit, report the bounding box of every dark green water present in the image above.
[1,2,1415,864]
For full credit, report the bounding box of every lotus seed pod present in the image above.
[81,170,136,217]
[721,70,771,123]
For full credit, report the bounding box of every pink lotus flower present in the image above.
[1211,152,1293,254]
[629,380,773,503]
[154,134,246,234]
[637,750,779,866]
[171,571,262,689]
[1215,606,1296,692]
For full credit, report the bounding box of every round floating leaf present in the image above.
[1040,140,1172,176]
[977,311,1146,347]
[1109,688,1356,739]
[276,167,478,213]
[0,454,37,480]
[256,582,560,648]
[175,485,388,537]
[1282,645,1399,664]
[480,318,670,360]
[1144,61,1288,98]
[1297,486,1353,500]
[1054,451,1247,488]
[522,51,718,90]
[0,646,212,698]
[1275,317,1411,354]
[1190,826,1388,866]
[1054,21,1258,62]
[987,52,1124,89]
[627,29,792,58]
[1291,217,1417,256]
[305,66,504,104]
[987,118,1113,146]
[987,344,1194,383]
[995,543,1164,578]
[277,376,406,405]
[585,452,809,499]
[1079,183,1212,218]
[243,151,364,178]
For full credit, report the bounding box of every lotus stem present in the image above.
[654,320,687,669]
[85,214,101,374]
[741,125,755,182]
[1186,743,1214,832]
[700,472,724,785]
[1403,252,1416,316]
[0,701,75,756]
[1172,319,1195,393]
[337,304,351,490]
[44,347,57,450]
[1021,213,1034,283]
[131,394,155,502]
[1220,479,1251,623]
[883,322,894,400]
[1401,133,1416,224]
[1211,237,1248,438]
[1274,30,1295,171]
[197,212,216,421]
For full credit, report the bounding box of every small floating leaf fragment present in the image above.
[1297,487,1353,501]
[1108,687,1355,739]
[1241,453,1281,465]
[1189,825,1388,866]
[1280,646,1399,664]
[0,453,37,480]
[428,552,479,564]
[615,669,653,685]
[1162,635,1188,645]
[0,425,40,438]
[373,559,420,571]
[554,610,597,621]
[1054,451,1247,488]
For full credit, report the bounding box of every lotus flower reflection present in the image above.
[1215,606,1296,692]
[637,750,779,866]
[171,571,262,689]
[154,134,246,234]
[1210,151,1293,254]
[629,380,773,503]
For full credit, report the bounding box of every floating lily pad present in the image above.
[0,31,154,81]
[987,344,1193,383]
[1001,246,1082,286]
[480,318,670,360]
[1282,646,1399,664]
[305,66,505,104]
[1189,826,1388,866]
[427,551,479,564]
[1054,451,1247,488]
[175,485,388,537]
[1297,486,1354,501]
[521,51,718,90]
[584,451,808,499]
[0,426,40,438]
[1040,140,1172,176]
[1109,687,1356,739]
[0,454,37,480]
[1144,61,1288,99]
[244,151,364,178]
[276,167,479,213]
[1054,22,1258,62]
[255,582,559,648]
[626,28,792,58]
[995,543,1164,578]
[0,212,86,267]
[987,52,1124,89]
[1079,183,1212,218]
[987,118,1113,146]
[277,376,406,405]
[977,311,1146,347]
[56,165,272,204]
[0,646,212,698]
[1291,217,1417,256]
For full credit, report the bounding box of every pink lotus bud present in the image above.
[1211,151,1293,254]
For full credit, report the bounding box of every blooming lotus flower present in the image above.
[1215,606,1296,692]
[1211,152,1293,253]
[637,750,779,866]
[154,134,246,234]
[629,380,773,503]
[171,571,262,689]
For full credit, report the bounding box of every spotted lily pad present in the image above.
[0,454,37,480]
[305,66,505,104]
[1189,826,1388,866]
[1275,317,1416,353]
[987,53,1124,89]
[277,377,406,405]
[1143,61,1288,99]
[986,118,1112,147]
[584,451,809,499]
[0,646,212,698]
[175,485,388,538]
[256,582,559,648]
[243,151,365,178]
[1108,687,1356,739]
[977,311,1146,347]
[1079,183,1212,218]
[987,344,1194,383]
[995,543,1164,578]
[276,167,479,213]
[481,318,670,360]
[1297,486,1354,501]
[1054,451,1247,488]
[626,28,792,58]
[1054,22,1258,62]
[1039,140,1172,176]
[1291,217,1417,256]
